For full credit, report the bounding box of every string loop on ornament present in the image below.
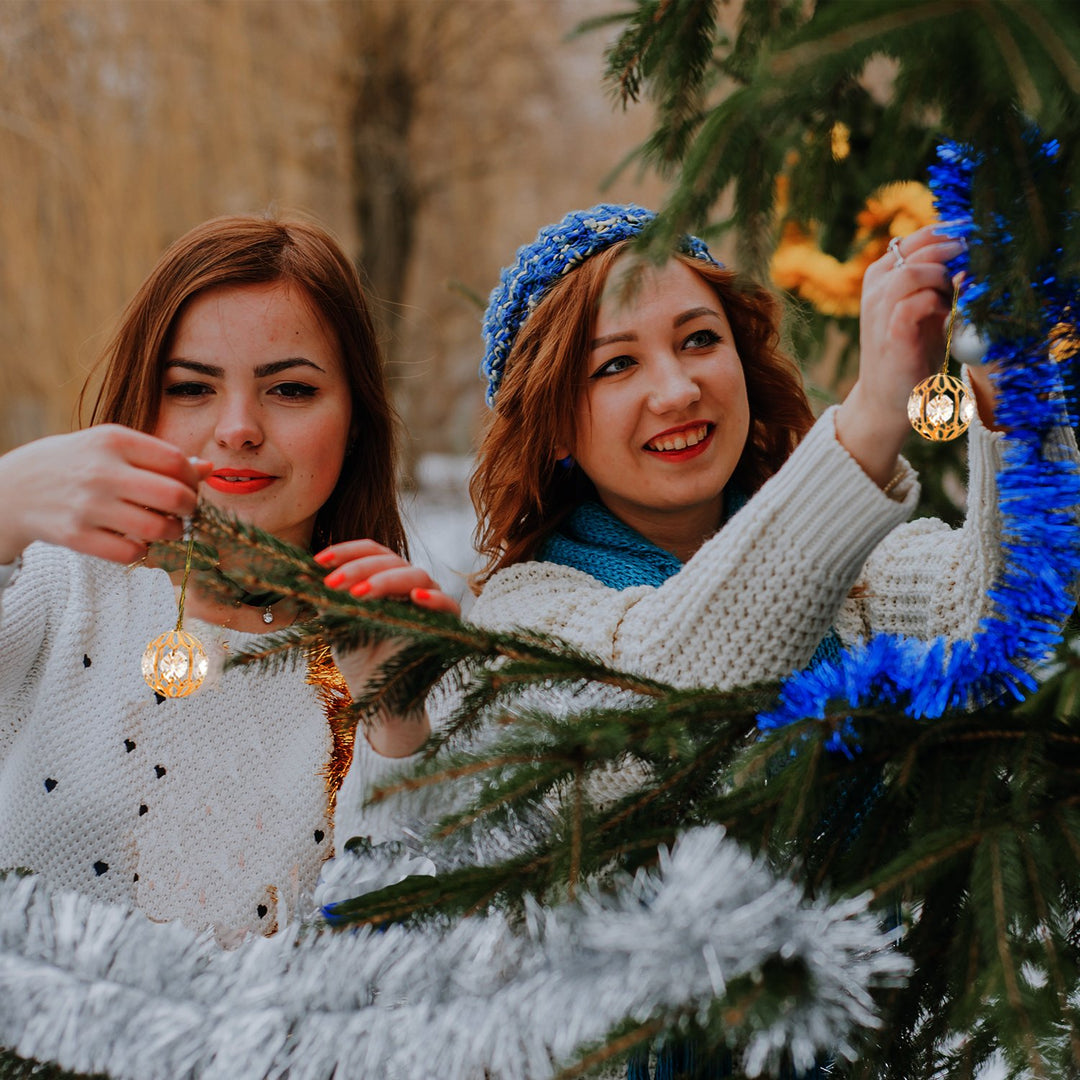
[175,516,195,631]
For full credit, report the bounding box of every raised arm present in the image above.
[314,540,462,847]
[0,426,207,723]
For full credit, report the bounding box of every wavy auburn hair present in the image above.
[470,242,814,586]
[80,213,406,556]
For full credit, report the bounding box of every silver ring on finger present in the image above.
[888,235,906,270]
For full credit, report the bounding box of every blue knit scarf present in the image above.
[539,497,836,1079]
[538,499,688,589]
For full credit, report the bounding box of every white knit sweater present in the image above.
[0,543,407,943]
[468,406,1005,688]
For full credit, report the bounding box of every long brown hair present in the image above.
[470,243,813,585]
[80,213,407,555]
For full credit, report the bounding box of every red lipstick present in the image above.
[643,422,714,463]
[205,469,276,495]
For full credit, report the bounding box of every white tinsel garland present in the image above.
[0,827,908,1080]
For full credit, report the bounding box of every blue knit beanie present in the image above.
[479,203,719,408]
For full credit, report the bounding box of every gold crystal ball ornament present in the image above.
[907,371,976,441]
[141,629,209,698]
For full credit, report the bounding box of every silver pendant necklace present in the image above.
[212,568,283,626]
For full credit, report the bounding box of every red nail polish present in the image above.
[350,581,371,597]
[313,550,336,566]
[324,570,345,588]
[413,588,431,602]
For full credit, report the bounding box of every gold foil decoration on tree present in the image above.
[1049,319,1078,364]
[142,522,208,698]
[907,281,976,441]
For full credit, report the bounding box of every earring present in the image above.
[556,455,574,470]
[141,519,209,698]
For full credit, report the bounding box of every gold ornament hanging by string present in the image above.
[142,522,208,698]
[907,281,976,441]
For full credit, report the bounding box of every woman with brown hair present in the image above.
[459,199,1033,1080]
[468,203,1007,692]
[0,213,456,943]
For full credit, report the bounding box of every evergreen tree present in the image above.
[592,0,1078,331]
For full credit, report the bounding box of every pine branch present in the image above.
[592,0,1080,331]
[1015,832,1080,1066]
[146,498,1080,1076]
[152,503,680,726]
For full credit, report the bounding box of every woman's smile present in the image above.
[643,421,715,458]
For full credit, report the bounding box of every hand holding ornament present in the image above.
[834,224,967,487]
[0,425,211,566]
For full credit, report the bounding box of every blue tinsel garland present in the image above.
[759,138,1080,740]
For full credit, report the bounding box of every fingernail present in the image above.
[324,569,345,588]
[412,588,431,602]
[350,581,371,597]
[313,550,336,566]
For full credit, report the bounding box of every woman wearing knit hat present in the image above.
[0,213,456,944]
[467,204,1017,692]
[458,200,1074,1080]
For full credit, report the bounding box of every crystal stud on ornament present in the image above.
[908,372,976,441]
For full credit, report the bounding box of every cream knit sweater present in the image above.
[468,406,1005,688]
[0,543,408,943]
